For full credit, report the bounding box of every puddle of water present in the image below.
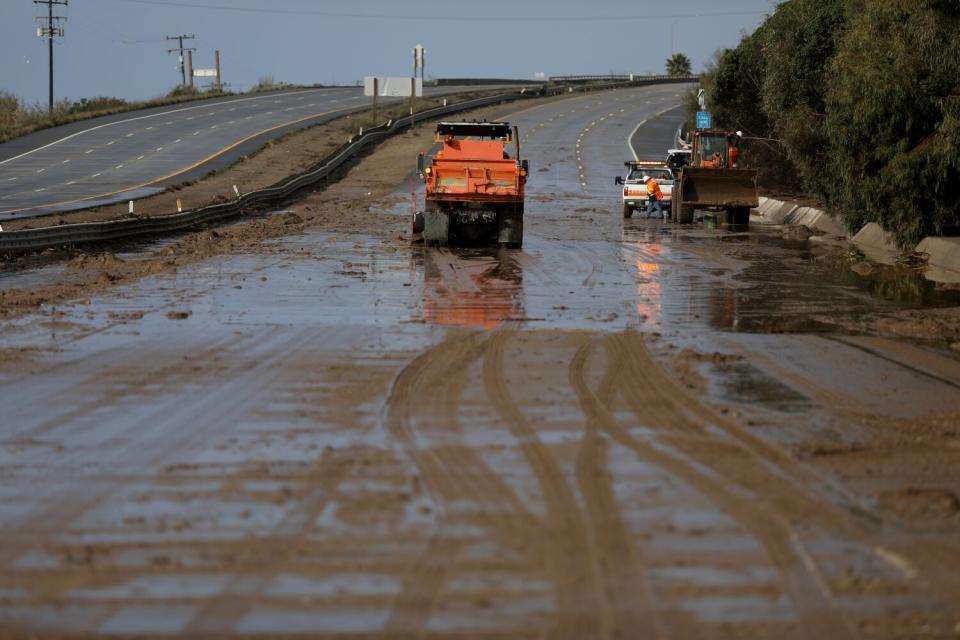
[711,361,813,413]
[678,594,794,623]
[236,607,390,634]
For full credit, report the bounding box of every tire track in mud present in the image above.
[383,332,548,637]
[182,448,356,634]
[600,331,857,640]
[482,331,606,640]
[570,340,667,640]
[0,329,297,572]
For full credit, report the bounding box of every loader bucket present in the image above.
[680,167,759,208]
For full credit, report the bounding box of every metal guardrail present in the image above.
[549,74,699,84]
[0,78,692,256]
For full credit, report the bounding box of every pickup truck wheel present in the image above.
[623,204,633,219]
[423,207,450,246]
[678,204,694,225]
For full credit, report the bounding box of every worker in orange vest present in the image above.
[643,175,666,220]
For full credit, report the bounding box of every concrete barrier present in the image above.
[783,206,847,237]
[916,237,960,283]
[851,222,900,265]
[753,197,845,236]
[753,197,960,283]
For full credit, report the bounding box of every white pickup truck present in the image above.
[615,161,675,218]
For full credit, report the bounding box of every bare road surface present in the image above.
[0,85,514,219]
[1,83,959,638]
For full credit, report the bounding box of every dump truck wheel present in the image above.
[423,206,450,246]
[732,206,751,226]
[678,204,694,224]
[498,205,523,249]
[623,204,633,219]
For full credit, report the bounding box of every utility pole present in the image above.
[166,34,196,86]
[34,0,68,112]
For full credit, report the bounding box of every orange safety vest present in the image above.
[646,178,663,200]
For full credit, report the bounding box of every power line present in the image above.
[112,0,768,22]
[166,34,196,86]
[34,0,68,111]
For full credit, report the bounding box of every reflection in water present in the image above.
[417,247,526,329]
[621,225,669,328]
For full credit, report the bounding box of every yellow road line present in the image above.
[0,108,345,216]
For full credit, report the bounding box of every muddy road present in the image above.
[1,84,960,639]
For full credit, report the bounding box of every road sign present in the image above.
[696,111,712,129]
[414,44,425,69]
[193,68,217,78]
[697,88,706,109]
[364,77,423,97]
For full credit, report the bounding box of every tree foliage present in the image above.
[698,0,960,247]
[824,0,960,246]
[665,53,692,77]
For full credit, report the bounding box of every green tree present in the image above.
[759,0,848,196]
[825,0,960,246]
[666,53,692,76]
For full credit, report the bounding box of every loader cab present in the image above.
[693,132,730,168]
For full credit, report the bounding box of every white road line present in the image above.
[193,131,200,135]
[146,126,153,130]
[174,139,182,143]
[92,173,101,177]
[0,87,332,167]
[85,149,94,154]
[34,188,45,192]
[6,177,16,181]
[627,104,685,159]
[137,155,145,160]
[67,180,76,185]
[156,147,163,152]
[115,164,124,169]
[107,140,115,145]
[62,159,70,164]
[164,121,173,125]
[36,168,45,173]
[126,133,134,137]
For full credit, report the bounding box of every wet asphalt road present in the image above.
[0,85,514,219]
[2,84,960,637]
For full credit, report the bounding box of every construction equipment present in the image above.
[413,121,528,248]
[671,130,758,225]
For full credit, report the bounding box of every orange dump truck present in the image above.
[414,121,528,248]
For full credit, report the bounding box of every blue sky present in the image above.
[2,0,779,105]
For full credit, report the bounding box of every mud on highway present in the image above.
[2,84,960,639]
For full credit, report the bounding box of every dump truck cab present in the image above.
[414,121,528,248]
